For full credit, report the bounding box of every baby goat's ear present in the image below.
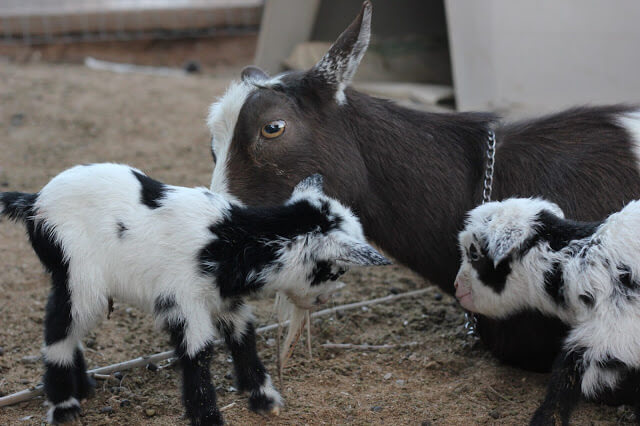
[487,227,526,267]
[337,239,391,266]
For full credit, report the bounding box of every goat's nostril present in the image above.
[454,280,459,289]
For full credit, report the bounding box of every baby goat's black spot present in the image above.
[154,295,177,315]
[597,355,626,370]
[614,265,636,300]
[617,265,634,289]
[199,200,339,298]
[116,221,128,238]
[525,210,601,253]
[470,244,511,294]
[310,260,333,286]
[0,192,37,221]
[131,170,169,209]
[544,262,566,306]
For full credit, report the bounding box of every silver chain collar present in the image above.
[482,130,496,204]
[464,129,497,337]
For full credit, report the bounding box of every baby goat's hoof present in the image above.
[47,398,81,424]
[192,410,224,426]
[530,408,562,426]
[248,383,283,416]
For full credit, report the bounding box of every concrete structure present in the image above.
[256,0,640,113]
[0,0,262,42]
[445,0,640,113]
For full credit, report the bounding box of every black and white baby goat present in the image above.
[455,198,640,425]
[0,163,389,425]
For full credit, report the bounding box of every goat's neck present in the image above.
[337,92,493,288]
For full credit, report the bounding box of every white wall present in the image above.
[445,0,640,114]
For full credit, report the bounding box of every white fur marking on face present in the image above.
[619,110,640,171]
[207,80,255,202]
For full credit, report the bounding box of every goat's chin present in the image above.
[457,292,476,312]
[285,294,329,310]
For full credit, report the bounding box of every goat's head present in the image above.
[265,174,390,309]
[455,198,565,318]
[208,1,372,207]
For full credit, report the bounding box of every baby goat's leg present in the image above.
[72,346,95,400]
[42,278,83,424]
[218,303,283,414]
[168,314,222,426]
[632,370,640,425]
[530,350,583,426]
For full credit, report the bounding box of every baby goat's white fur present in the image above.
[36,165,229,356]
[1,163,388,424]
[457,198,640,398]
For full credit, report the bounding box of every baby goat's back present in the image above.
[34,163,229,310]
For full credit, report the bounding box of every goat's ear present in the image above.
[293,174,324,195]
[308,1,372,105]
[241,65,269,83]
[338,240,391,266]
[488,227,525,268]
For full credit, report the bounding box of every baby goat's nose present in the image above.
[454,280,459,290]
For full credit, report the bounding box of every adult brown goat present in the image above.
[206,0,640,385]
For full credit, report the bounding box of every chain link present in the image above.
[482,130,496,205]
[464,129,497,337]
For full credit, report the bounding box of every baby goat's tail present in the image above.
[0,192,37,223]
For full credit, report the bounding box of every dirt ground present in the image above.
[0,62,636,425]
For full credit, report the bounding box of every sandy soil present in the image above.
[0,62,635,425]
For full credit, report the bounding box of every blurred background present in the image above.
[2,0,639,115]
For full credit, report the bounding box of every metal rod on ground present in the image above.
[0,288,430,408]
[322,342,420,350]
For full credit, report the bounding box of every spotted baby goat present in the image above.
[455,198,640,425]
[0,163,389,425]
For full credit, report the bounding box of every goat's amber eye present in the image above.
[261,120,286,138]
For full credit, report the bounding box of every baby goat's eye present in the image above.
[469,244,481,261]
[261,120,286,139]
